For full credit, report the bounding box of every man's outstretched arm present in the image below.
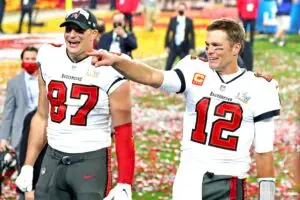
[88,50,164,88]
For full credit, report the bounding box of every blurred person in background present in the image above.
[89,0,97,9]
[15,8,135,200]
[0,0,5,33]
[0,46,39,156]
[269,0,293,46]
[0,46,39,199]
[162,0,175,11]
[240,40,253,71]
[164,2,195,70]
[95,17,106,47]
[18,109,47,200]
[116,0,139,32]
[89,18,280,200]
[97,12,137,57]
[237,0,259,46]
[142,0,160,32]
[111,0,116,10]
[124,13,133,32]
[16,0,36,34]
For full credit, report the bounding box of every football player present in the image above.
[16,8,135,200]
[88,18,280,199]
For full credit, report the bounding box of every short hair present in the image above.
[112,11,124,20]
[177,2,188,9]
[20,46,38,59]
[207,18,245,53]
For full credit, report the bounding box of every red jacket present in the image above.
[116,0,139,14]
[237,0,259,19]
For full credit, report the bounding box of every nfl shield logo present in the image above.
[220,85,226,91]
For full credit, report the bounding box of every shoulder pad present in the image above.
[254,72,273,82]
[198,56,208,62]
[190,55,208,62]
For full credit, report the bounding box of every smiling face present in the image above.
[205,31,242,75]
[205,19,245,75]
[64,24,97,61]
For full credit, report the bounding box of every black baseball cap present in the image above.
[60,8,97,30]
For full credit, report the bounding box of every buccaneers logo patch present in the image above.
[71,11,81,19]
[192,73,206,86]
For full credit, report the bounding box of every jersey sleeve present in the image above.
[37,44,53,82]
[37,44,47,73]
[254,118,275,153]
[36,44,47,65]
[252,79,280,122]
[159,55,200,93]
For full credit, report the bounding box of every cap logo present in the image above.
[71,11,80,19]
[67,8,90,20]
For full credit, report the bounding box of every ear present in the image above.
[89,30,98,41]
[232,43,241,56]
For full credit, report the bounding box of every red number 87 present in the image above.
[47,80,99,126]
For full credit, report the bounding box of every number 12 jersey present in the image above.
[160,55,280,178]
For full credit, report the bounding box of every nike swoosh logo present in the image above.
[122,189,129,197]
[83,175,95,180]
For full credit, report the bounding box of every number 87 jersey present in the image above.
[160,55,280,178]
[37,44,127,153]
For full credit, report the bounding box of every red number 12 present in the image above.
[191,97,243,151]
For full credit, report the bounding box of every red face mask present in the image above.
[22,62,38,74]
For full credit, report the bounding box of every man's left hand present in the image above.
[88,49,127,67]
[104,183,132,200]
[25,191,35,200]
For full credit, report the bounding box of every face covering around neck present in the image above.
[22,62,38,74]
[178,10,184,16]
[113,22,123,28]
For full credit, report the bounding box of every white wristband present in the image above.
[258,177,275,183]
[258,178,275,200]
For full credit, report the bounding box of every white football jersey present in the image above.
[160,55,280,178]
[37,44,126,153]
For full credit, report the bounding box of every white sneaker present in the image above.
[277,40,286,47]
